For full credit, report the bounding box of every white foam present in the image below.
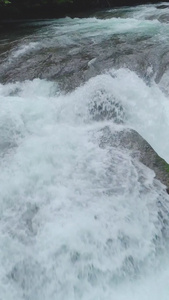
[0,70,169,299]
[1,4,169,299]
[11,42,39,58]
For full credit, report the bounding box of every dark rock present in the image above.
[156,5,169,10]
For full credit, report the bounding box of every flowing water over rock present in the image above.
[1,3,169,300]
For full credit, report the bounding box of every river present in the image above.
[1,2,169,300]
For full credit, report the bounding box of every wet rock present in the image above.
[89,91,125,123]
[100,127,169,191]
[156,5,169,10]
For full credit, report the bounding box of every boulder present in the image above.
[100,127,169,193]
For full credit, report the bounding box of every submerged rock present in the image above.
[100,127,169,192]
[89,91,125,123]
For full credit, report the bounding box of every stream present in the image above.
[1,2,169,300]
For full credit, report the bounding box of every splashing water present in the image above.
[1,3,169,300]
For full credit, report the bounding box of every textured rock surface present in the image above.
[100,127,169,191]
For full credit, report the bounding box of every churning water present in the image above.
[1,3,169,300]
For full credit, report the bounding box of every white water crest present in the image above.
[1,69,169,299]
[1,3,169,300]
[3,8,169,66]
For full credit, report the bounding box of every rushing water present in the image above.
[1,2,169,300]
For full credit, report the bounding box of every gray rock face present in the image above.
[100,127,169,192]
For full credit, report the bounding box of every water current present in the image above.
[1,2,169,300]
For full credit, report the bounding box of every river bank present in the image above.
[0,0,164,20]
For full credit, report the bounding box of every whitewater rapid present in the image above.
[1,3,169,300]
